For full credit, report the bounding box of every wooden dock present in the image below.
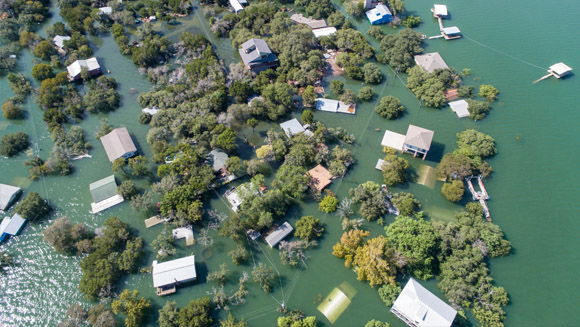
[466,176,491,222]
[156,285,176,296]
[145,216,164,228]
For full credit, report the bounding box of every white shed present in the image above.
[448,100,469,118]
[152,255,197,288]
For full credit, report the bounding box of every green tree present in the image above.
[0,131,29,157]
[302,85,317,107]
[358,86,374,101]
[479,84,499,102]
[272,164,309,199]
[339,89,357,105]
[128,155,148,177]
[15,192,51,220]
[401,15,422,28]
[381,154,409,186]
[441,180,465,202]
[319,194,338,213]
[375,96,405,119]
[43,217,92,255]
[229,81,252,102]
[379,29,423,72]
[390,192,421,217]
[220,313,248,327]
[252,262,275,293]
[363,63,383,84]
[365,319,390,327]
[246,118,259,132]
[2,101,23,119]
[228,244,249,265]
[112,158,127,173]
[436,153,474,181]
[295,216,324,241]
[34,40,56,60]
[178,297,213,327]
[31,63,54,81]
[130,191,153,212]
[353,236,397,287]
[118,180,138,199]
[277,312,317,327]
[466,99,492,120]
[378,283,401,306]
[330,80,344,95]
[349,181,388,221]
[158,301,179,327]
[111,289,151,327]
[455,129,497,159]
[301,109,314,124]
[212,128,237,152]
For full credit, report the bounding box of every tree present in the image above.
[272,164,309,199]
[212,128,237,152]
[466,99,492,120]
[43,217,92,255]
[295,216,324,241]
[353,236,397,287]
[385,216,439,279]
[0,131,29,157]
[34,40,56,60]
[401,15,422,28]
[441,180,465,202]
[2,101,23,119]
[339,89,357,105]
[363,63,383,84]
[32,63,54,81]
[229,81,252,102]
[246,118,258,132]
[151,228,176,260]
[84,76,120,113]
[179,297,213,327]
[15,192,51,220]
[158,301,179,327]
[225,156,242,175]
[365,319,390,327]
[228,244,249,265]
[381,154,409,186]
[118,180,138,199]
[479,84,499,102]
[302,85,317,107]
[379,29,423,72]
[252,262,275,293]
[330,80,344,95]
[112,158,127,173]
[277,312,317,327]
[378,283,401,306]
[455,129,497,159]
[319,194,338,213]
[130,191,153,212]
[349,181,388,221]
[128,155,148,176]
[207,263,229,286]
[390,192,421,217]
[375,96,405,119]
[332,229,370,267]
[436,153,474,181]
[358,86,373,101]
[111,289,151,327]
[301,109,314,124]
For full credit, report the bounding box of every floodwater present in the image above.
[1,0,580,325]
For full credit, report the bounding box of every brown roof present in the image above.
[444,89,458,101]
[404,125,434,151]
[100,127,137,162]
[307,164,332,192]
[290,13,327,29]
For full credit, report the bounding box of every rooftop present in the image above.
[229,0,244,13]
[208,149,229,172]
[414,53,449,73]
[66,57,101,78]
[549,62,572,75]
[366,4,392,22]
[265,222,293,247]
[98,6,112,14]
[152,255,196,288]
[0,214,26,239]
[442,26,461,35]
[313,27,338,38]
[0,183,21,211]
[280,118,306,137]
[448,100,469,118]
[433,4,448,17]
[308,164,333,192]
[290,13,327,29]
[239,38,276,67]
[381,130,406,151]
[89,175,119,203]
[391,278,457,327]
[100,127,137,162]
[404,125,434,150]
[316,98,356,114]
[53,35,71,49]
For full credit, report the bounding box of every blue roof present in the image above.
[366,4,392,24]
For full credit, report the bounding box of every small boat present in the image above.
[375,128,381,132]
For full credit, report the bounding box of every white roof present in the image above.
[265,222,293,247]
[99,6,112,14]
[448,100,469,118]
[442,26,460,35]
[53,35,71,49]
[549,62,572,75]
[0,214,26,236]
[375,158,386,171]
[316,98,355,114]
[280,118,305,137]
[0,183,21,211]
[381,130,406,151]
[66,57,101,78]
[313,27,337,38]
[434,4,448,16]
[392,278,457,327]
[152,255,196,288]
[366,4,392,22]
[229,0,244,13]
[142,106,159,115]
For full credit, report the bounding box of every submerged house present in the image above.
[208,149,237,182]
[414,53,449,73]
[391,278,457,327]
[53,35,71,50]
[229,0,244,13]
[152,255,197,296]
[66,57,101,81]
[442,26,461,39]
[366,4,392,25]
[239,38,278,73]
[0,214,27,243]
[100,127,137,162]
[89,175,124,214]
[307,164,333,192]
[312,27,337,38]
[98,6,112,15]
[402,125,434,160]
[316,98,356,115]
[265,222,293,248]
[549,62,572,78]
[0,183,21,212]
[448,99,469,118]
[290,13,327,29]
[432,4,448,18]
[280,118,307,138]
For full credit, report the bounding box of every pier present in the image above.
[466,176,491,221]
[533,63,572,83]
[429,5,461,40]
[145,215,164,228]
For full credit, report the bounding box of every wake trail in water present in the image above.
[463,35,548,71]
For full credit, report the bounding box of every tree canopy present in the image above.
[375,96,405,119]
[379,29,423,72]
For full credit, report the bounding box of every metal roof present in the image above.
[98,6,112,14]
[312,27,337,38]
[433,4,448,16]
[404,125,434,150]
[152,255,196,288]
[53,35,71,49]
[280,118,305,137]
[366,4,392,23]
[549,62,572,75]
[66,57,101,79]
[100,127,137,162]
[0,183,21,211]
[414,52,449,73]
[209,150,229,172]
[442,26,461,35]
[448,100,469,118]
[229,0,244,13]
[290,13,327,29]
[239,38,276,67]
[265,222,293,247]
[0,214,26,237]
[391,278,457,327]
[89,175,118,203]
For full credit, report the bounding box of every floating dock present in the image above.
[466,176,491,221]
[173,227,194,246]
[145,216,164,228]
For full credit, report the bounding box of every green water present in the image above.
[2,0,580,325]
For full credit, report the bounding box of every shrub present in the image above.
[375,96,405,119]
[358,86,374,101]
[2,101,23,119]
[0,131,29,157]
[442,180,465,202]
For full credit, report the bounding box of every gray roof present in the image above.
[99,6,112,14]
[53,35,71,49]
[404,125,434,150]
[414,53,449,73]
[0,214,26,237]
[209,150,229,172]
[265,222,293,247]
[0,183,21,211]
[100,127,137,162]
[391,278,457,327]
[239,38,277,67]
[66,57,101,79]
[280,118,305,137]
[442,26,461,35]
[152,255,196,288]
[89,175,118,203]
